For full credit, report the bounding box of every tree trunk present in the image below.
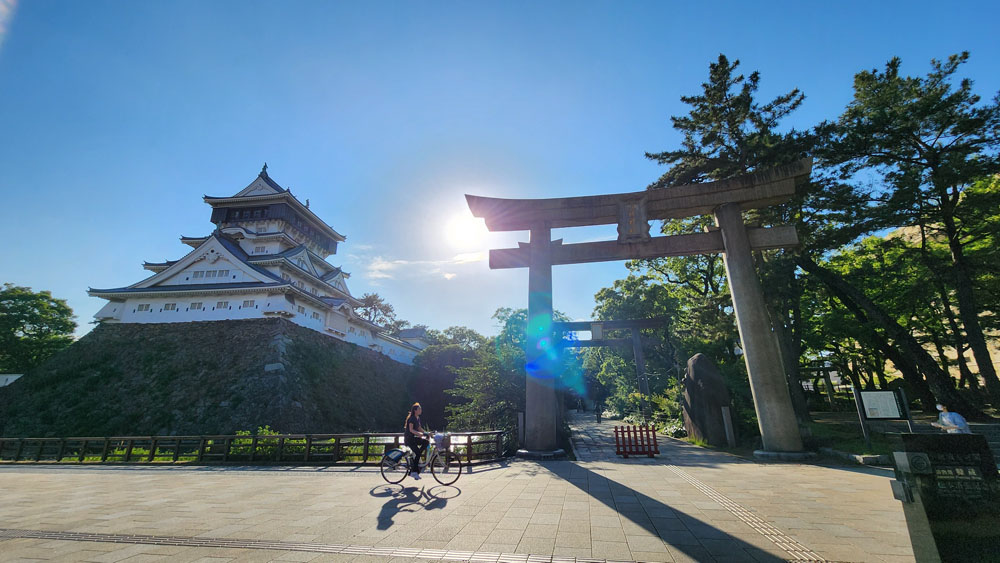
[929,330,952,378]
[942,217,1000,402]
[877,337,939,413]
[958,353,979,391]
[796,254,984,418]
[917,223,981,394]
[874,359,889,389]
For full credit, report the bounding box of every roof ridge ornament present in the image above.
[260,162,268,177]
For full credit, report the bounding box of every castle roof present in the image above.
[88,281,290,297]
[397,327,430,339]
[204,166,345,243]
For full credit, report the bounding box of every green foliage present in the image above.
[445,307,581,452]
[429,326,488,349]
[412,343,480,429]
[354,292,398,327]
[446,346,524,436]
[588,50,1000,437]
[0,284,76,372]
[816,52,1000,400]
[645,54,809,187]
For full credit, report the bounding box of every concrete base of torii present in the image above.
[516,448,567,460]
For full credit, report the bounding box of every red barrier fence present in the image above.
[614,425,659,458]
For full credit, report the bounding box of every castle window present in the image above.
[243,300,255,308]
[255,246,266,254]
[243,210,251,219]
[164,303,177,311]
[253,209,262,218]
[137,304,150,312]
[217,301,228,309]
[281,273,290,281]
[311,312,320,320]
[218,270,229,277]
[190,302,203,310]
[297,306,305,314]
[206,271,217,278]
[193,271,204,279]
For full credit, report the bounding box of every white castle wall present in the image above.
[102,296,419,364]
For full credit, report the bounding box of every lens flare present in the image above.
[0,0,16,54]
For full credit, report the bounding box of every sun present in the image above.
[444,212,489,249]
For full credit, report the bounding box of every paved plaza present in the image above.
[0,413,914,563]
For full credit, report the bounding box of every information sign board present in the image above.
[859,390,903,419]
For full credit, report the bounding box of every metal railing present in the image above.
[0,431,506,465]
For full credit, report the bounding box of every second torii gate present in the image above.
[467,159,812,455]
[553,318,668,420]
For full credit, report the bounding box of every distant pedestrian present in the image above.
[595,401,602,423]
[931,403,971,434]
[577,398,584,413]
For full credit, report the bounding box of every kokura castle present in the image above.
[89,166,429,364]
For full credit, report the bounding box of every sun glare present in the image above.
[445,212,489,250]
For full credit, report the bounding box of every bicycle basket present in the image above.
[433,433,450,451]
[386,448,405,462]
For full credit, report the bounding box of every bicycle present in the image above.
[380,432,464,486]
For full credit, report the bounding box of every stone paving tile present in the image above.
[625,535,669,554]
[521,524,557,539]
[515,536,554,553]
[553,532,590,548]
[588,527,625,543]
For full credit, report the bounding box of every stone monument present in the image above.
[683,353,736,447]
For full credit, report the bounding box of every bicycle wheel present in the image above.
[430,450,463,485]
[380,452,410,484]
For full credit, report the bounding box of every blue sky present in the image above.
[1,1,998,338]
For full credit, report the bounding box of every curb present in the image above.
[819,447,891,466]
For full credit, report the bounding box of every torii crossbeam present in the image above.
[467,159,812,456]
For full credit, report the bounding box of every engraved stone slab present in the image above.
[683,353,735,447]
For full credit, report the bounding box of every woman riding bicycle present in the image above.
[404,402,429,480]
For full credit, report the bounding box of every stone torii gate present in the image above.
[553,318,668,420]
[467,159,812,455]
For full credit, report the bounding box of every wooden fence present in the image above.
[0,431,506,466]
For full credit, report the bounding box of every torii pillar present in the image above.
[715,203,801,452]
[525,224,560,452]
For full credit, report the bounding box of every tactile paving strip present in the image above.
[665,465,826,562]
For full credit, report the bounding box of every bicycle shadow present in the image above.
[370,483,461,530]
